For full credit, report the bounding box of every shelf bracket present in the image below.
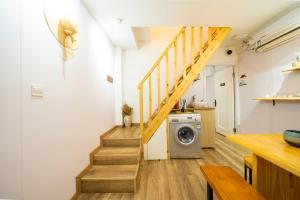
[273,100,275,106]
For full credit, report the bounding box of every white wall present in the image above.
[181,72,205,106]
[0,1,22,198]
[144,120,168,160]
[238,37,300,133]
[114,47,123,125]
[206,74,215,107]
[0,0,116,199]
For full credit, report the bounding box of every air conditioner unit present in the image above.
[249,6,300,52]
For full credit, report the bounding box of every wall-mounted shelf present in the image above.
[254,97,300,106]
[282,66,300,72]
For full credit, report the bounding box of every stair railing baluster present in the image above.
[199,27,203,55]
[165,53,169,100]
[182,29,186,79]
[157,64,161,111]
[208,27,213,45]
[149,75,152,122]
[174,41,178,90]
[139,87,144,136]
[191,27,195,64]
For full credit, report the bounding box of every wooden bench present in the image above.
[200,165,265,200]
[244,155,253,184]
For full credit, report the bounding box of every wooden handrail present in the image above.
[137,27,186,89]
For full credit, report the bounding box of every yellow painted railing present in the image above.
[138,26,231,143]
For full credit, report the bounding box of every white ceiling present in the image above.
[82,0,297,49]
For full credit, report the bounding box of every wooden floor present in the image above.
[77,129,248,200]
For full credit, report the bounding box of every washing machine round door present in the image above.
[175,124,198,146]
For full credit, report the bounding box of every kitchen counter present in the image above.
[227,133,300,200]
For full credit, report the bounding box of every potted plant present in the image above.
[122,104,133,127]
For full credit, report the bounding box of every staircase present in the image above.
[138,26,231,143]
[75,127,142,196]
[74,27,230,198]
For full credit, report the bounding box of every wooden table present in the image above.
[227,134,300,200]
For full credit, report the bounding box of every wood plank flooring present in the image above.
[78,131,247,200]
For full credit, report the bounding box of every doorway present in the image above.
[205,65,235,136]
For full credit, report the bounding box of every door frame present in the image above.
[205,65,238,135]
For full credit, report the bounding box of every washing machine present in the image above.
[169,113,202,158]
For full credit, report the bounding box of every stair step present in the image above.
[169,86,175,96]
[81,165,139,193]
[160,98,167,107]
[101,127,141,147]
[186,64,192,73]
[93,147,141,165]
[203,42,209,51]
[102,138,141,147]
[194,54,200,63]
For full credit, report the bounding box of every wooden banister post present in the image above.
[139,87,144,136]
[149,76,152,122]
[165,53,169,99]
[208,27,212,44]
[191,26,195,64]
[182,30,186,78]
[199,27,203,55]
[157,64,161,110]
[174,42,178,90]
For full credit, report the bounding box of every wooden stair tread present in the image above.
[82,165,138,180]
[200,165,265,200]
[93,146,141,165]
[186,64,192,73]
[94,146,140,156]
[103,127,141,140]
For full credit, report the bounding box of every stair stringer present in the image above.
[143,27,231,144]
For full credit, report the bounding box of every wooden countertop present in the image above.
[227,134,300,177]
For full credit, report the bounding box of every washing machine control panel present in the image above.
[169,113,201,123]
